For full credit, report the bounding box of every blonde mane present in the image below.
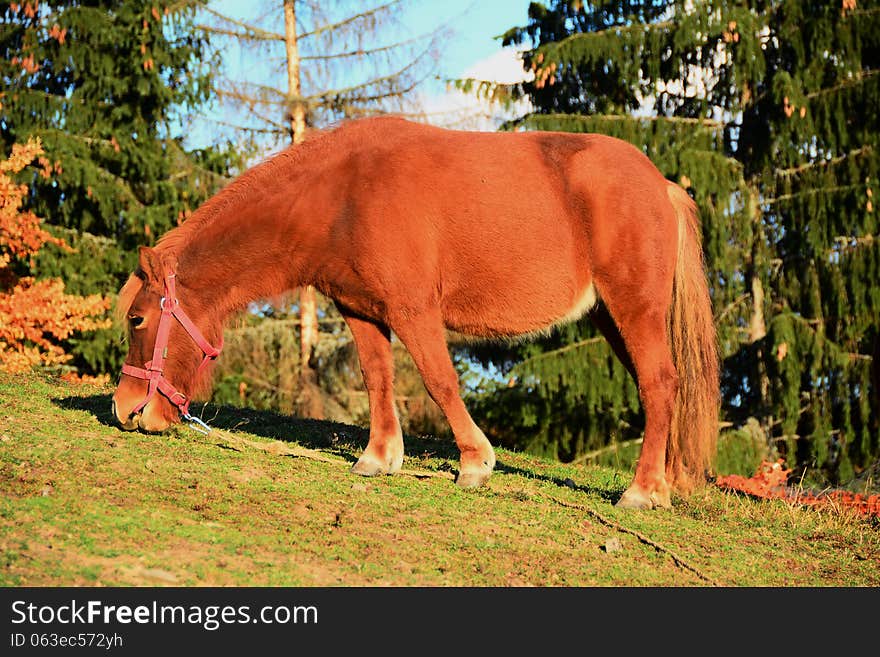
[153,123,347,257]
[115,274,144,324]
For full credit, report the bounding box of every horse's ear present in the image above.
[160,251,179,275]
[137,246,163,283]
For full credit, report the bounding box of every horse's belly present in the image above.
[442,276,597,339]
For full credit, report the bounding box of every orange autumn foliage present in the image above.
[0,139,66,268]
[717,459,880,519]
[0,138,110,374]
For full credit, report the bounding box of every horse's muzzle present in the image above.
[111,398,140,431]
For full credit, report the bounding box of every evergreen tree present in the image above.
[0,1,240,373]
[466,0,878,485]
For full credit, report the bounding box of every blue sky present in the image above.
[398,1,529,77]
[189,1,532,149]
[208,0,529,77]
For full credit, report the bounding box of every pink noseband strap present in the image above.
[120,271,222,429]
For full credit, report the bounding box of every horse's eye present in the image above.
[128,315,145,328]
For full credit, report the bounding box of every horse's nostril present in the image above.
[111,398,139,430]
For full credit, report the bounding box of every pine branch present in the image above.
[197,24,282,42]
[61,152,146,209]
[197,6,284,42]
[305,43,430,104]
[214,90,286,130]
[544,494,723,585]
[805,69,880,99]
[215,87,284,112]
[217,79,288,103]
[515,337,604,370]
[33,128,115,150]
[846,7,880,18]
[11,86,112,109]
[833,234,876,247]
[543,19,674,54]
[300,29,434,61]
[166,166,229,183]
[205,117,284,135]
[570,437,643,464]
[215,43,431,110]
[772,313,873,367]
[514,112,726,129]
[248,108,286,132]
[764,183,865,205]
[774,146,873,178]
[767,405,813,430]
[344,104,498,121]
[830,234,877,254]
[451,79,527,112]
[164,144,232,185]
[326,71,428,108]
[208,428,456,481]
[298,0,403,40]
[715,293,751,323]
[167,0,204,12]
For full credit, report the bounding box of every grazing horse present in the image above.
[112,116,719,509]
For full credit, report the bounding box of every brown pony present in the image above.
[112,116,719,509]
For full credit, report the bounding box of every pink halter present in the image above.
[120,271,222,432]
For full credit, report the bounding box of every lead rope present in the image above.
[183,412,213,435]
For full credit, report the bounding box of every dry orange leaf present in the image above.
[717,458,880,518]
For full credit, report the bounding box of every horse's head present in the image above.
[111,247,222,432]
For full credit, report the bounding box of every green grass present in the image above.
[1,372,877,586]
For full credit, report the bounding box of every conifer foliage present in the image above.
[0,1,237,374]
[471,0,878,484]
[1,1,220,240]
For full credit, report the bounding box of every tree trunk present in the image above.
[873,336,880,417]
[284,0,323,419]
[748,275,766,343]
[746,188,770,430]
[284,0,307,145]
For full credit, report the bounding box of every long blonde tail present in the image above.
[666,184,720,491]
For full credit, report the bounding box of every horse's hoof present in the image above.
[456,469,492,489]
[350,459,383,477]
[615,488,654,509]
[615,486,671,510]
[350,451,402,477]
[650,489,672,509]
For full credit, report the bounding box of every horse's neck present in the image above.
[172,180,315,317]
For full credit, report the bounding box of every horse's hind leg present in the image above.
[390,308,496,487]
[588,301,637,383]
[596,289,678,509]
[340,308,404,476]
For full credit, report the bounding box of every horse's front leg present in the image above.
[390,307,496,488]
[340,309,404,476]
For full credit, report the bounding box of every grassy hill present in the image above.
[1,373,877,587]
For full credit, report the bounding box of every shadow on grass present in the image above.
[53,392,366,454]
[492,460,622,504]
[52,391,118,428]
[51,392,617,500]
[51,393,457,460]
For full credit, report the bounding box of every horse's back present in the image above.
[320,118,677,338]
